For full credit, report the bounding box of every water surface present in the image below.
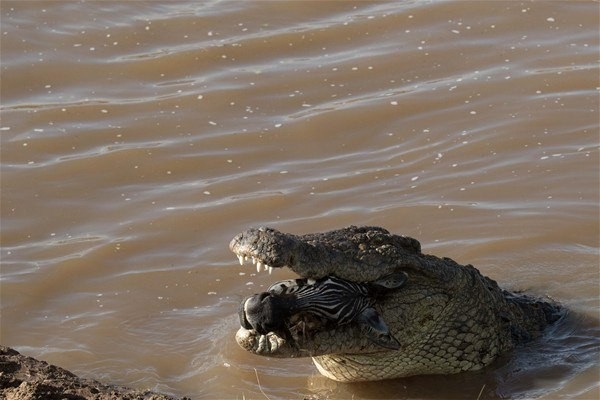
[1,1,599,399]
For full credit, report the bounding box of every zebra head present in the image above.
[239,272,407,349]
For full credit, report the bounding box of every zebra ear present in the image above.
[358,307,401,350]
[371,272,408,291]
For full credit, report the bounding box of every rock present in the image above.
[0,346,189,400]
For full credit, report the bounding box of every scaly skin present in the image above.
[230,226,562,382]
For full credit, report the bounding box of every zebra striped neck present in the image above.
[275,276,373,326]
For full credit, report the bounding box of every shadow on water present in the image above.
[305,311,599,400]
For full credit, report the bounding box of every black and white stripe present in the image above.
[270,276,373,326]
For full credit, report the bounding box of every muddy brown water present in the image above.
[1,1,598,399]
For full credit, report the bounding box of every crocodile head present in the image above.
[230,226,560,382]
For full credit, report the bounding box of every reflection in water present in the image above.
[1,1,598,399]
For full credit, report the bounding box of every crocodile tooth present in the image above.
[257,261,263,272]
[237,254,244,265]
[252,257,256,264]
[268,266,273,275]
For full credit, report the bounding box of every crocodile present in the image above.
[230,226,562,382]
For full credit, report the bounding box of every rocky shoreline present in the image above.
[0,346,189,400]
